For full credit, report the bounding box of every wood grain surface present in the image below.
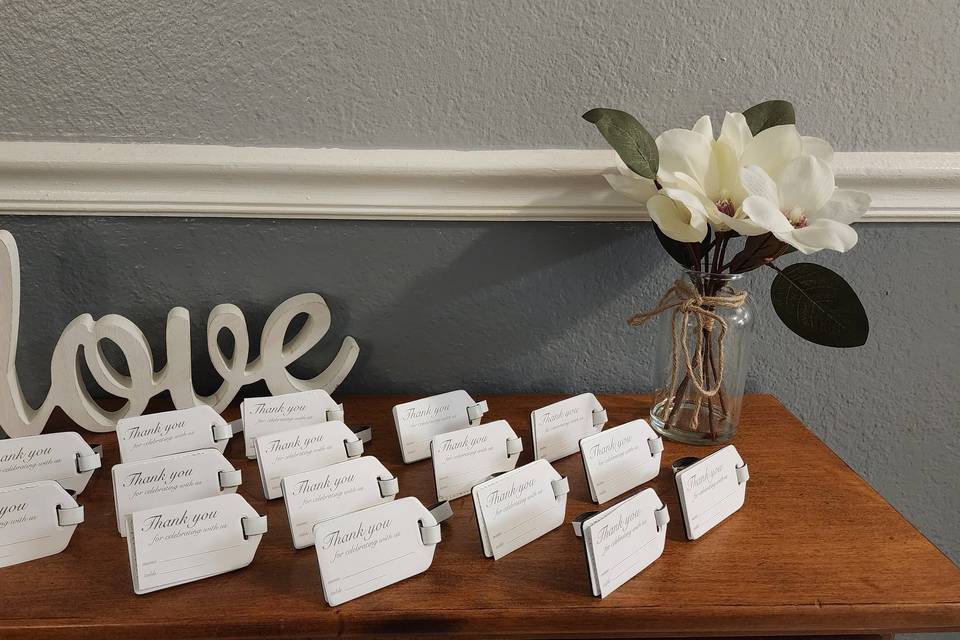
[2,394,958,639]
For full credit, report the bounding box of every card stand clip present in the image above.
[56,504,84,527]
[218,469,242,490]
[343,437,364,458]
[419,501,453,546]
[571,511,600,538]
[654,503,670,532]
[506,436,523,458]
[241,515,268,540]
[212,419,242,443]
[326,404,345,423]
[647,436,664,457]
[377,475,400,499]
[351,425,373,443]
[736,462,749,485]
[591,408,608,429]
[551,476,570,500]
[75,445,102,473]
[466,400,489,426]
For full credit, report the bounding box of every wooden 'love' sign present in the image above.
[0,230,359,436]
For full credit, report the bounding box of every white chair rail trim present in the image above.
[0,143,956,222]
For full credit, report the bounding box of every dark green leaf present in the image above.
[582,108,659,179]
[654,224,709,269]
[770,263,869,348]
[728,232,795,273]
[743,100,796,135]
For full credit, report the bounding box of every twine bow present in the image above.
[629,279,747,427]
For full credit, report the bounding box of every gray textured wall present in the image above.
[0,1,958,634]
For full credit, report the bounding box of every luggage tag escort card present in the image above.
[112,449,242,537]
[579,419,664,504]
[673,445,749,541]
[392,390,489,463]
[471,458,569,560]
[116,405,240,464]
[0,480,85,569]
[572,488,669,598]
[0,432,102,495]
[314,496,452,606]
[255,421,372,500]
[125,493,267,595]
[282,456,399,549]
[241,389,345,459]
[530,393,607,462]
[430,420,522,501]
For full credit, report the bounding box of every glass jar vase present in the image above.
[648,269,753,444]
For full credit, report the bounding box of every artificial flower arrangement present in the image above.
[583,100,870,442]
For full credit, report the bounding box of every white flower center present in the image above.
[784,206,809,229]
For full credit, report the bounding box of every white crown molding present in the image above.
[0,142,956,222]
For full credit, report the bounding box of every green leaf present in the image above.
[654,225,709,269]
[770,263,869,348]
[743,100,796,135]
[727,232,795,273]
[582,108,659,179]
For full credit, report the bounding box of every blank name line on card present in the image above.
[693,488,739,523]
[159,543,244,563]
[345,573,388,593]
[341,551,415,581]
[606,535,660,581]
[157,562,206,576]
[499,507,553,546]
[0,535,51,548]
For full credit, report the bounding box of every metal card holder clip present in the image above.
[654,503,670,532]
[56,503,84,527]
[377,474,400,499]
[212,419,242,443]
[551,476,570,500]
[466,400,489,425]
[351,425,373,443]
[343,437,364,458]
[218,469,243,490]
[591,408,608,429]
[419,501,453,546]
[571,511,600,538]
[75,444,102,473]
[736,462,749,485]
[506,436,523,458]
[241,515,268,540]
[326,404,346,423]
[647,436,664,457]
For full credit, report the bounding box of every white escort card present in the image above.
[255,421,371,500]
[314,496,452,606]
[392,390,489,463]
[430,420,522,501]
[579,419,664,504]
[572,488,669,598]
[673,445,750,541]
[241,389,345,459]
[530,393,607,462]
[111,449,242,537]
[116,405,239,464]
[471,458,569,560]
[125,493,267,595]
[0,432,102,494]
[282,456,399,549]
[0,480,85,568]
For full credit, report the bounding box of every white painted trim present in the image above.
[0,142,956,222]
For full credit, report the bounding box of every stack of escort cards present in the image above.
[113,404,267,594]
[0,432,100,567]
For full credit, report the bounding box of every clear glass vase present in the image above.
[649,269,753,445]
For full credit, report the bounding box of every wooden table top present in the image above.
[2,394,959,639]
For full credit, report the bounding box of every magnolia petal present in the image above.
[739,165,780,202]
[656,128,713,189]
[777,156,835,215]
[647,194,708,242]
[723,213,770,236]
[719,112,752,158]
[788,218,859,254]
[692,115,714,140]
[702,139,742,203]
[740,124,802,179]
[742,195,793,233]
[811,189,871,224]
[802,136,834,165]
[604,173,658,203]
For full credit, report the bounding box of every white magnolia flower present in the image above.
[603,112,834,242]
[738,157,871,254]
